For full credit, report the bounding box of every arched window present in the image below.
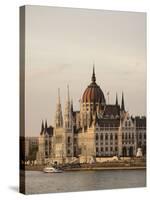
[105,134,108,140]
[96,134,99,141]
[110,133,113,140]
[100,134,103,140]
[129,133,131,139]
[45,140,48,146]
[96,147,99,153]
[128,121,131,127]
[115,134,118,140]
[67,149,70,154]
[68,136,71,143]
[139,133,142,139]
[45,151,48,157]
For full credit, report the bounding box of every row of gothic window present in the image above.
[68,137,84,144]
[62,133,145,146]
[96,147,118,152]
[97,127,119,130]
[122,141,134,144]
[122,133,134,140]
[138,133,146,139]
[125,121,131,127]
[96,134,118,140]
[96,142,118,145]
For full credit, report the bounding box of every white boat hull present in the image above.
[43,167,62,173]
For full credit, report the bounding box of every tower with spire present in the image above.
[120,92,126,118]
[45,120,47,131]
[52,85,74,161]
[91,64,96,83]
[64,85,72,130]
[63,85,74,158]
[54,88,63,128]
[38,119,52,164]
[115,93,118,105]
[122,92,125,111]
[40,120,44,135]
[80,64,106,129]
[121,92,125,111]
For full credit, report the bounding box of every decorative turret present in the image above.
[45,120,47,131]
[121,92,125,111]
[116,93,118,105]
[71,98,73,113]
[91,64,96,83]
[64,85,72,129]
[54,88,63,128]
[40,120,44,135]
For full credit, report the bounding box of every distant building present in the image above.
[36,123,53,164]
[37,66,146,164]
[25,137,38,160]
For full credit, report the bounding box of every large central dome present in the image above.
[82,67,106,104]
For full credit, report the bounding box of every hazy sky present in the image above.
[25,5,146,136]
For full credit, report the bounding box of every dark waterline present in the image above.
[25,169,146,194]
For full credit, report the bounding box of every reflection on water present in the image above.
[25,170,146,194]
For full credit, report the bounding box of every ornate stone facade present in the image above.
[37,66,146,164]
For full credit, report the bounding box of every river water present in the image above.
[25,169,146,194]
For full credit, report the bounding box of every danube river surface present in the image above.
[25,169,146,194]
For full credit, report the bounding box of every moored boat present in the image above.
[43,166,63,173]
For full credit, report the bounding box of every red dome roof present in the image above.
[82,67,105,104]
[82,82,105,103]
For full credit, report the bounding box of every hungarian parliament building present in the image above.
[37,66,146,164]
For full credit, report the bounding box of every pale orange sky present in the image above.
[24,5,146,136]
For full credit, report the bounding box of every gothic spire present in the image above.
[40,120,44,134]
[55,88,63,128]
[71,98,73,113]
[58,88,60,104]
[115,93,118,105]
[91,64,96,83]
[45,120,47,130]
[67,84,70,102]
[121,92,125,111]
[64,85,72,129]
